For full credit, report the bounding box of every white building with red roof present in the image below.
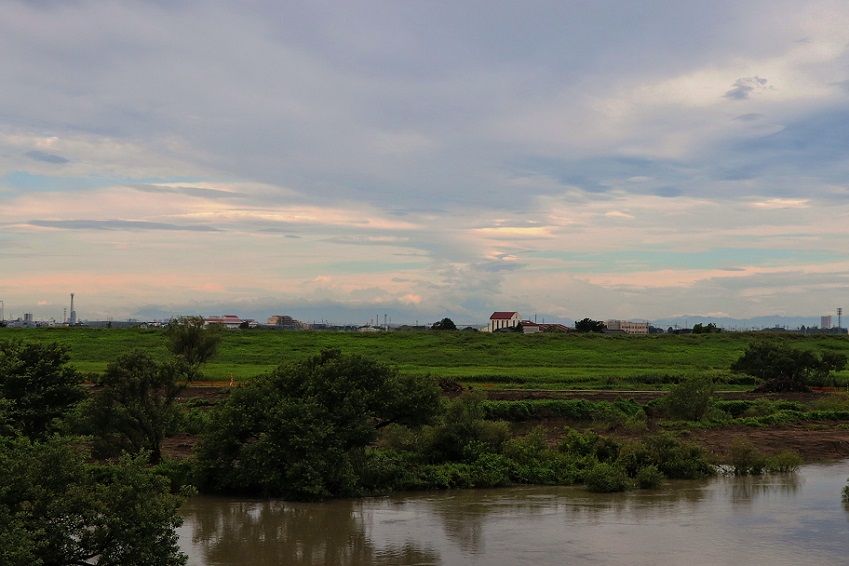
[488,311,520,332]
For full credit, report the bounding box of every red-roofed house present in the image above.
[488,311,520,332]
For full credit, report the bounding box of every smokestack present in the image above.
[69,293,77,325]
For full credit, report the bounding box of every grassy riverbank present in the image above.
[4,327,849,389]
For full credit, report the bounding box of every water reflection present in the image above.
[180,462,849,566]
[182,498,439,565]
[726,472,801,505]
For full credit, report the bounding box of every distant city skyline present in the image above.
[2,2,849,322]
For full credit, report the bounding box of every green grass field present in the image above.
[3,328,849,389]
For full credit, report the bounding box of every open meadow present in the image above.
[4,328,849,390]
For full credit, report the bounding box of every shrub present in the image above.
[503,427,577,485]
[423,393,510,463]
[635,465,664,489]
[663,376,714,421]
[842,480,849,503]
[177,406,212,435]
[618,442,653,477]
[729,439,766,475]
[559,428,599,457]
[585,463,629,492]
[643,434,714,479]
[765,450,803,473]
[154,458,196,493]
[379,423,420,452]
[811,393,849,412]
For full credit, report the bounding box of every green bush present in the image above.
[154,458,196,492]
[635,465,664,489]
[177,407,211,435]
[480,399,643,423]
[765,450,803,473]
[729,439,766,475]
[842,480,848,503]
[503,427,577,485]
[585,462,629,492]
[559,428,600,457]
[423,393,510,463]
[379,423,420,452]
[642,434,714,479]
[358,449,417,492]
[663,376,714,421]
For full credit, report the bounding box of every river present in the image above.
[178,460,849,565]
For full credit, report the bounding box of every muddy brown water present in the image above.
[179,461,849,565]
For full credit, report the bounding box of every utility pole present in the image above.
[839,307,843,331]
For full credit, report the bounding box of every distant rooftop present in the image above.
[490,311,518,320]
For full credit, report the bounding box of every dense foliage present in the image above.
[732,341,847,391]
[574,318,606,333]
[431,317,457,330]
[0,436,186,566]
[0,340,83,438]
[80,350,184,463]
[692,323,721,334]
[662,376,715,421]
[196,349,442,498]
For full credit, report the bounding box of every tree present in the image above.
[165,316,222,380]
[0,340,84,438]
[83,351,184,464]
[0,436,186,566]
[575,318,606,333]
[431,317,457,330]
[196,349,441,499]
[663,376,715,421]
[731,341,848,392]
[693,323,721,334]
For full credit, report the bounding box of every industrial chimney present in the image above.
[69,293,77,325]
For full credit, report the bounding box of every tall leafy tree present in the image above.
[574,318,606,333]
[165,316,222,380]
[0,340,83,438]
[732,341,848,392]
[431,318,457,330]
[0,436,186,566]
[196,349,441,499]
[84,351,184,464]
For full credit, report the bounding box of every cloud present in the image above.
[27,219,221,232]
[3,1,849,321]
[750,198,809,209]
[734,113,765,121]
[25,150,69,164]
[651,187,683,198]
[724,76,770,100]
[127,184,242,199]
[604,210,635,219]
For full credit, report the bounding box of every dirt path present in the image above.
[685,426,849,461]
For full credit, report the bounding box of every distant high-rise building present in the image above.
[23,313,33,324]
[821,315,832,329]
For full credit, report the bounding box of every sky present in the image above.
[1,0,849,324]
